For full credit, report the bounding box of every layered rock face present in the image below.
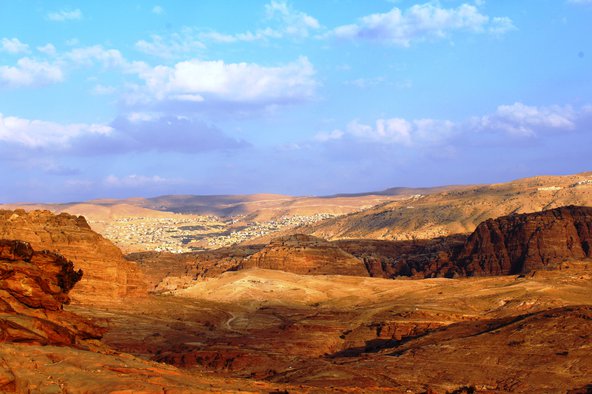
[242,234,369,276]
[335,235,467,278]
[0,210,146,304]
[0,240,103,346]
[457,205,592,275]
[128,244,263,292]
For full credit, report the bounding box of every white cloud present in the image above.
[264,0,320,37]
[0,111,247,156]
[330,3,514,46]
[135,32,205,59]
[65,38,80,46]
[314,129,344,142]
[126,112,160,123]
[0,113,111,149]
[199,28,281,44]
[475,102,576,136]
[345,77,386,89]
[66,45,125,67]
[489,17,516,35]
[130,56,316,106]
[322,102,584,148]
[199,0,320,44]
[0,38,29,54]
[47,9,82,22]
[65,45,148,75]
[347,118,456,145]
[0,58,64,87]
[91,84,117,95]
[152,5,164,14]
[347,118,413,145]
[37,43,57,56]
[1,45,148,89]
[104,174,173,187]
[135,1,319,58]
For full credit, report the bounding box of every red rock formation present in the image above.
[0,240,103,346]
[127,244,262,292]
[335,235,467,278]
[242,234,369,276]
[0,210,146,304]
[457,205,592,275]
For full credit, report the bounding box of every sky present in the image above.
[0,0,591,202]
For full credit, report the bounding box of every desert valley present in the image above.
[1,172,592,393]
[1,1,591,392]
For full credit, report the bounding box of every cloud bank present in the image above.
[329,3,515,46]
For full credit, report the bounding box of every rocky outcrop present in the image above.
[0,240,103,346]
[0,210,146,304]
[128,245,262,292]
[335,235,467,278]
[242,234,369,276]
[457,205,592,275]
[334,206,592,278]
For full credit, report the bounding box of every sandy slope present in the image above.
[275,172,592,242]
[64,262,592,392]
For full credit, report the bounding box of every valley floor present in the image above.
[66,263,592,393]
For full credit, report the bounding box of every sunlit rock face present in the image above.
[0,210,147,304]
[0,239,104,346]
[457,205,592,275]
[242,234,370,276]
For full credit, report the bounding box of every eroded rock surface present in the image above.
[0,240,103,347]
[0,210,146,304]
[335,235,467,278]
[339,206,592,278]
[457,205,592,275]
[128,244,262,292]
[242,234,369,276]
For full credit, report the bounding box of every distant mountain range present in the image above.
[245,171,592,243]
[3,172,592,243]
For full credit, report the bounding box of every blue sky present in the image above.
[0,0,591,202]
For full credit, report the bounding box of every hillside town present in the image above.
[89,213,336,253]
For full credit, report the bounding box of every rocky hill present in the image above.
[0,240,103,346]
[335,235,467,278]
[242,234,369,276]
[272,172,592,242]
[128,244,263,292]
[456,205,592,276]
[129,205,592,297]
[0,239,301,393]
[0,210,146,304]
[338,206,592,278]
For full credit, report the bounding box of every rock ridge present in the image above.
[456,205,592,276]
[242,234,369,276]
[0,209,147,304]
[0,239,104,347]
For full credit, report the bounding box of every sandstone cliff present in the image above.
[242,234,369,276]
[0,239,103,346]
[0,210,146,304]
[128,244,262,292]
[335,235,467,278]
[335,206,592,278]
[456,205,592,275]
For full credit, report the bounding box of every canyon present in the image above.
[1,172,592,392]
